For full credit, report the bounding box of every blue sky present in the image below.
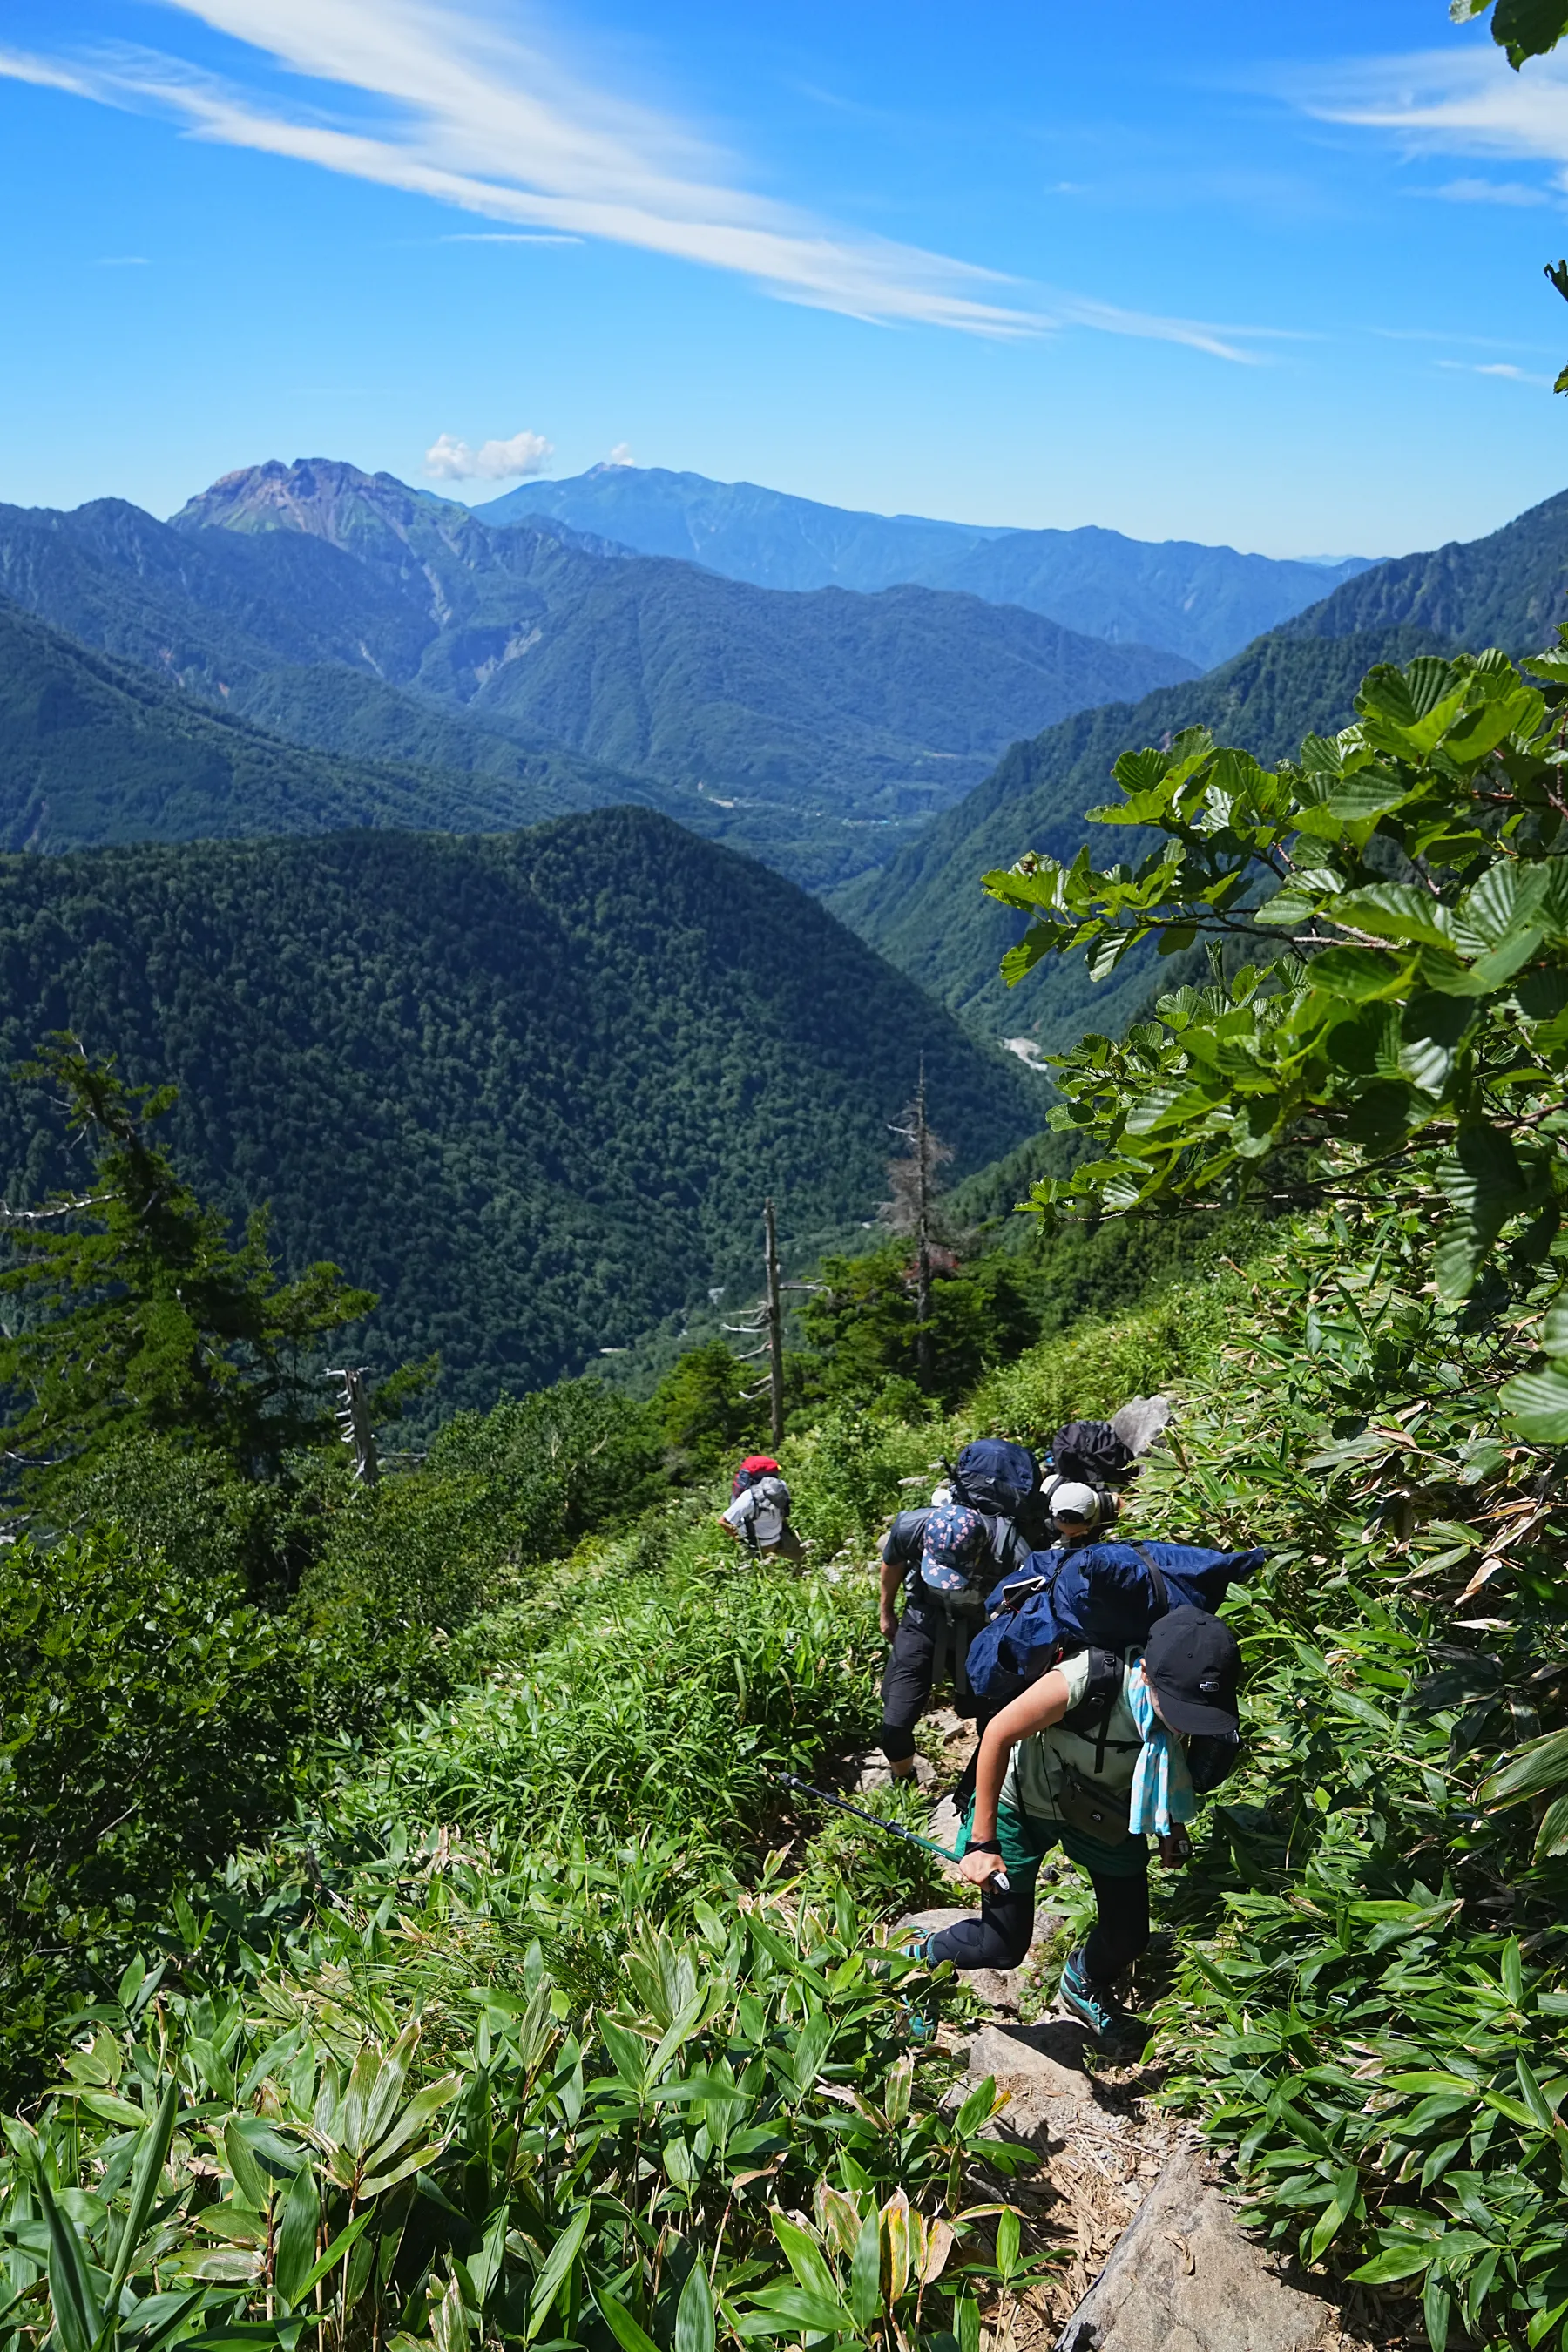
[6,2,1568,556]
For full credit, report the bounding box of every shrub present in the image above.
[0,1527,308,2092]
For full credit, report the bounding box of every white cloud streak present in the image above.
[424,427,553,479]
[1295,44,1568,190]
[438,230,582,244]
[1438,356,1553,384]
[0,5,1276,357]
[1426,174,1554,204]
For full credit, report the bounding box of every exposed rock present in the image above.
[967,2019,1097,2122]
[854,1754,937,1794]
[892,1904,974,1943]
[1110,1395,1173,1458]
[1054,2149,1343,2352]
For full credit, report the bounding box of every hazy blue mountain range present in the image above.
[474,464,1373,670]
[0,809,1040,1409]
[836,484,1568,1047]
[0,460,1193,888]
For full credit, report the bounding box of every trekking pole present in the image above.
[772,1770,1009,1892]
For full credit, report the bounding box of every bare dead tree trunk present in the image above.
[914,1058,933,1388]
[764,1195,785,1450]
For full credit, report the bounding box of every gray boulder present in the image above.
[1055,2150,1342,2352]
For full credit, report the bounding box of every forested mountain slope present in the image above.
[0,495,665,835]
[476,464,1370,669]
[836,479,1568,1042]
[0,808,1039,1409]
[0,595,547,849]
[1280,483,1568,652]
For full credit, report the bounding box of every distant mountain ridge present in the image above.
[0,459,1194,889]
[835,483,1568,1047]
[474,464,1373,671]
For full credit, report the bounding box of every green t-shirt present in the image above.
[1002,1648,1146,1824]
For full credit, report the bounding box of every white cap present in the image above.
[1051,1479,1101,1524]
[929,1483,953,1505]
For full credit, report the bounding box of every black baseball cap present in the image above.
[1144,1607,1240,1738]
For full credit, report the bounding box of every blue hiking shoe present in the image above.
[1056,1944,1131,2040]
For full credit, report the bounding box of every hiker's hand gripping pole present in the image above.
[774,1769,1009,1892]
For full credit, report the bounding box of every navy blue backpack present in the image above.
[964,1538,1265,1700]
[947,1438,1039,1518]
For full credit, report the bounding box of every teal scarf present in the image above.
[1127,1660,1196,1837]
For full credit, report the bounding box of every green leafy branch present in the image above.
[983,645,1568,1437]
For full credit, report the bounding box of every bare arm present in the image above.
[878,1554,902,1640]
[960,1669,1072,1885]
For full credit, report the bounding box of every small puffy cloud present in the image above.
[605,443,635,466]
[423,429,554,482]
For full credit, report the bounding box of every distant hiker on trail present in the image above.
[719,1455,801,1559]
[878,1438,1041,1781]
[909,1607,1242,2038]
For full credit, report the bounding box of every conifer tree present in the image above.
[0,1037,375,1501]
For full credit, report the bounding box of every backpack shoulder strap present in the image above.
[1062,1646,1142,1775]
[1129,1542,1169,1616]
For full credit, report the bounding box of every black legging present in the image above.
[925,1866,1149,1984]
[881,1606,1008,1764]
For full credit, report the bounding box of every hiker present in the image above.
[878,1444,1041,1781]
[719,1454,801,1558]
[915,1607,1243,2038]
[1039,1477,1109,1548]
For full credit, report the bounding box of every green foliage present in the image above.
[963,1281,1221,1448]
[1108,1213,1568,2349]
[800,1245,1038,1410]
[298,1380,667,1731]
[783,1409,929,1558]
[835,626,1450,1040]
[0,1040,373,1502]
[841,485,1568,1041]
[1452,0,1568,70]
[0,1898,1033,2352]
[651,1342,765,1470]
[0,1525,308,2092]
[988,645,1568,1437]
[0,816,1038,1416]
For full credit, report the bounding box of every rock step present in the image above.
[1053,2149,1352,2352]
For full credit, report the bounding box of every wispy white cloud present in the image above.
[1424,174,1554,204]
[0,4,1281,357]
[95,253,152,265]
[424,428,554,480]
[605,443,634,466]
[1293,44,1568,189]
[1437,356,1554,384]
[438,230,582,245]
